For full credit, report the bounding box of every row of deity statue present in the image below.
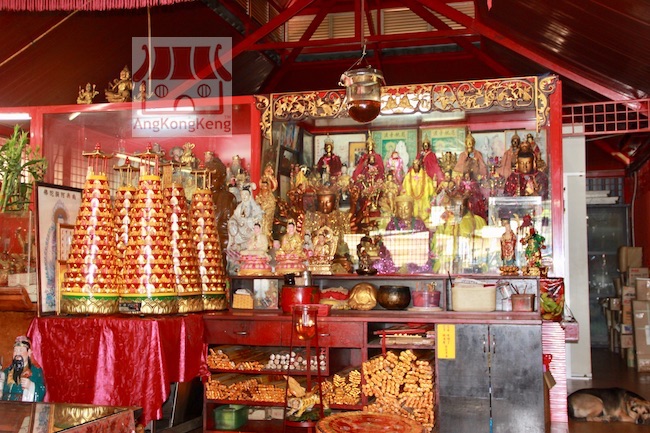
[220,129,551,276]
[96,137,549,279]
[284,130,548,227]
[225,177,547,277]
[110,137,548,277]
[78,65,148,104]
[498,214,548,277]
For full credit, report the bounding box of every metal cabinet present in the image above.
[438,324,544,433]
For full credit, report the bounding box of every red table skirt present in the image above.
[28,313,206,425]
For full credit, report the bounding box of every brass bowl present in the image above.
[377,285,411,310]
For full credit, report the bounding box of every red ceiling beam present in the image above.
[261,2,334,92]
[355,0,363,41]
[363,0,383,73]
[591,139,631,166]
[365,29,474,42]
[250,28,472,51]
[166,0,317,100]
[417,0,636,102]
[397,0,512,77]
[254,36,359,52]
[279,2,333,62]
[229,0,318,59]
[364,0,377,37]
[288,0,403,16]
[267,0,288,11]
[254,36,476,56]
[268,49,478,71]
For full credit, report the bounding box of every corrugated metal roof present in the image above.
[286,2,473,42]
[383,9,431,34]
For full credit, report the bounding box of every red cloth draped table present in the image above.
[27,313,206,425]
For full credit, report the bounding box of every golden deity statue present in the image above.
[302,187,351,255]
[77,83,98,104]
[401,158,435,222]
[105,65,133,103]
[307,226,337,274]
[275,219,306,275]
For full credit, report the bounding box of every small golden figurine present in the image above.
[76,83,98,104]
[133,81,147,102]
[356,235,379,275]
[180,142,198,168]
[307,226,337,275]
[105,65,133,103]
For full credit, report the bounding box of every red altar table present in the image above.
[27,313,206,425]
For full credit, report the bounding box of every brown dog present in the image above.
[568,387,650,424]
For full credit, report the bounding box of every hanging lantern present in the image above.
[340,66,385,123]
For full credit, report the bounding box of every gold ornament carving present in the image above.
[430,78,535,112]
[255,95,272,140]
[139,297,179,315]
[272,91,345,121]
[255,76,559,135]
[177,294,204,313]
[381,84,433,114]
[203,293,228,311]
[536,75,558,131]
[53,405,118,428]
[60,296,119,315]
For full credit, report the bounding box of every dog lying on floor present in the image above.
[568,387,650,424]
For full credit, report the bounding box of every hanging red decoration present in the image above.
[0,0,191,12]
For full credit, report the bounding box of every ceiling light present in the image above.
[0,112,31,121]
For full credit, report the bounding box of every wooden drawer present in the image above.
[281,321,363,348]
[319,322,363,347]
[208,320,283,346]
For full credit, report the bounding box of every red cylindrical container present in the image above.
[280,285,320,313]
[412,291,441,308]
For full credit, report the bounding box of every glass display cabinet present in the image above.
[36,96,262,191]
[0,76,563,281]
[256,75,563,276]
[0,96,262,314]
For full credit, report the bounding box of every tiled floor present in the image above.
[563,347,650,432]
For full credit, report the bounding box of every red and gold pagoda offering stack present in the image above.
[120,146,178,314]
[61,144,119,314]
[162,164,203,313]
[113,158,136,292]
[190,171,228,310]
